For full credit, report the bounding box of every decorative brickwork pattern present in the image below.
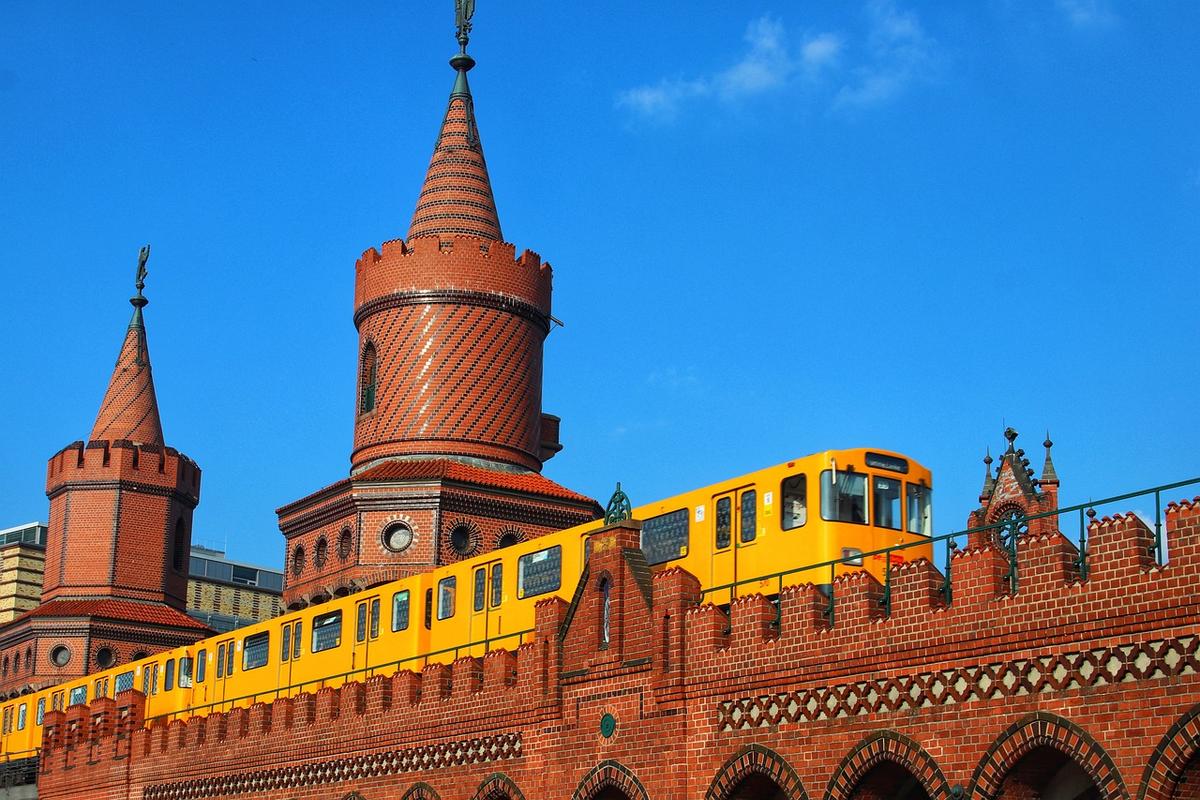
[470,772,526,800]
[704,744,808,800]
[141,732,521,800]
[718,635,1198,730]
[571,760,650,800]
[90,317,163,445]
[824,731,951,800]
[970,712,1127,800]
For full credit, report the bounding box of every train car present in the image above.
[0,447,932,751]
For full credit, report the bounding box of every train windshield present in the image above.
[907,484,933,535]
[820,470,867,524]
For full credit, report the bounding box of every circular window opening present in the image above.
[450,524,476,556]
[497,530,521,549]
[314,536,328,568]
[382,522,413,553]
[292,544,306,576]
[95,647,115,669]
[338,528,353,561]
[50,646,71,668]
[131,651,148,662]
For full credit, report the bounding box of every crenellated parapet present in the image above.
[45,439,201,505]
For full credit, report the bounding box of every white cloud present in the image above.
[801,33,845,71]
[615,78,708,122]
[1057,0,1119,29]
[834,0,936,110]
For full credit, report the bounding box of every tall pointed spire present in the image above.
[1041,431,1059,484]
[90,245,164,445]
[407,2,503,242]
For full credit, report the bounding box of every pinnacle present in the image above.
[407,59,503,242]
[89,310,164,446]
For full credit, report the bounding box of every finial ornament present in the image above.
[129,244,151,364]
[604,482,633,525]
[134,244,150,301]
[455,0,476,53]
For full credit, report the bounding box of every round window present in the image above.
[338,528,353,560]
[95,647,115,669]
[131,651,149,662]
[50,646,71,668]
[449,523,478,556]
[382,522,413,553]
[314,536,328,568]
[496,530,521,549]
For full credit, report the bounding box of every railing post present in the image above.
[881,549,892,616]
[942,536,956,605]
[1077,507,1090,580]
[1007,518,1020,594]
[825,562,835,626]
[1155,489,1164,564]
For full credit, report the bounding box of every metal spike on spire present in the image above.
[131,245,150,364]
[455,0,476,54]
[980,447,995,500]
[1041,430,1059,483]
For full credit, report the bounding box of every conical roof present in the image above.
[407,54,503,241]
[90,294,164,446]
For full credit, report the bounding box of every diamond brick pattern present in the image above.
[717,636,1199,731]
[91,315,163,445]
[141,732,521,800]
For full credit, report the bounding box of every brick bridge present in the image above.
[35,497,1200,800]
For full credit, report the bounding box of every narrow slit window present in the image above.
[360,343,378,413]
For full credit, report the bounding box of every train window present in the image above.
[438,577,457,620]
[179,657,193,688]
[216,645,226,678]
[243,632,270,671]
[370,599,380,639]
[95,678,108,699]
[907,484,933,535]
[224,645,234,677]
[873,477,902,530]
[115,671,134,694]
[293,622,302,660]
[715,497,731,549]
[642,509,689,564]
[36,698,45,725]
[69,686,87,706]
[196,650,207,683]
[490,564,503,608]
[473,568,486,612]
[518,545,562,597]
[821,470,867,524]
[164,659,175,691]
[424,589,433,630]
[740,491,757,543]
[281,625,292,662]
[51,692,63,712]
[1,708,10,734]
[16,704,26,731]
[392,591,410,632]
[312,611,343,653]
[781,475,808,530]
[356,603,367,643]
[142,665,153,695]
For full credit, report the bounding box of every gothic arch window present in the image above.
[172,519,187,573]
[360,342,378,414]
[598,575,612,648]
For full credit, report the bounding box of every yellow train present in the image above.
[0,447,932,755]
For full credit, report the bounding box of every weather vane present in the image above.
[455,0,476,53]
[134,244,150,298]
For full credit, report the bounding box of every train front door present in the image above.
[352,595,381,676]
[277,619,302,697]
[710,485,762,603]
[468,559,504,655]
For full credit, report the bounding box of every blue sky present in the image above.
[1,2,1197,570]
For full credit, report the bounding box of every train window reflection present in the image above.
[490,564,503,608]
[196,650,207,683]
[392,591,410,632]
[438,577,457,620]
[715,497,731,549]
[873,477,902,530]
[641,509,689,565]
[179,656,193,688]
[821,470,867,524]
[243,632,269,671]
[518,545,562,598]
[474,568,486,612]
[740,492,757,543]
[115,671,134,694]
[907,484,933,535]
[781,475,807,530]
[312,611,342,652]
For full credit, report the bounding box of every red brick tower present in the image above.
[0,248,209,696]
[279,16,599,609]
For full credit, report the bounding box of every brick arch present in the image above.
[401,782,441,800]
[971,712,1128,800]
[825,731,951,800]
[341,793,367,800]
[571,759,650,800]
[1139,703,1200,800]
[705,744,808,800]
[472,772,527,800]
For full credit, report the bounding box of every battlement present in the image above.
[354,235,552,317]
[45,439,201,499]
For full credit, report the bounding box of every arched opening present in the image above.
[1173,753,1200,799]
[725,774,789,800]
[848,762,931,800]
[594,790,632,800]
[598,576,611,647]
[360,342,378,414]
[996,745,1100,800]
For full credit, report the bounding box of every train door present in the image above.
[352,595,381,675]
[212,636,235,706]
[277,619,302,697]
[467,559,503,654]
[710,485,761,603]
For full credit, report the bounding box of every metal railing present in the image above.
[146,628,533,725]
[700,476,1199,627]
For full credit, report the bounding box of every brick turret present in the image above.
[278,22,598,609]
[0,249,209,696]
